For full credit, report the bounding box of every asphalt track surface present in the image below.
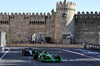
[0,47,100,66]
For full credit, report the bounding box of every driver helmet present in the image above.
[44,51,47,54]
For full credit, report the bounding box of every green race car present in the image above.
[33,51,62,62]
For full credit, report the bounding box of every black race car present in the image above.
[22,47,35,56]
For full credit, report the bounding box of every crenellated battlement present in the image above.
[75,11,100,19]
[0,12,51,16]
[57,1,76,6]
[76,11,100,15]
[0,12,53,26]
[0,12,52,21]
[0,12,9,15]
[56,0,76,11]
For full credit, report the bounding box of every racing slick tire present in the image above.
[55,55,60,62]
[32,50,35,55]
[32,50,35,54]
[22,50,26,56]
[33,52,38,60]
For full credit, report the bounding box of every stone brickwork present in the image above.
[0,0,76,44]
[1,0,100,45]
[0,12,56,43]
[75,11,100,44]
[54,1,76,43]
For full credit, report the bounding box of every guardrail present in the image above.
[89,44,100,50]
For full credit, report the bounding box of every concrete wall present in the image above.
[7,44,89,48]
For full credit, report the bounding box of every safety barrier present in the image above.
[89,44,100,50]
[7,44,89,49]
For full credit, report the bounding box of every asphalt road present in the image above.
[0,47,100,66]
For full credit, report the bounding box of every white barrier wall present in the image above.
[0,31,6,53]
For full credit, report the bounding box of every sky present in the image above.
[0,0,100,14]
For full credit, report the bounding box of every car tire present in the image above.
[55,55,60,62]
[32,50,35,55]
[33,52,38,60]
[22,50,26,56]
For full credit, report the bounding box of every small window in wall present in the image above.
[6,21,8,24]
[49,16,51,18]
[43,21,44,24]
[41,21,43,24]
[38,21,39,24]
[27,17,29,19]
[36,21,37,24]
[2,21,4,24]
[62,13,67,18]
[24,17,26,19]
[40,21,42,24]
[29,21,31,24]
[7,21,8,24]
[1,21,2,24]
[32,21,33,24]
[5,21,6,24]
[34,21,35,24]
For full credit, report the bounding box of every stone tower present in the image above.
[54,0,76,44]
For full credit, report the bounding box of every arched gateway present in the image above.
[30,33,43,43]
[0,0,76,44]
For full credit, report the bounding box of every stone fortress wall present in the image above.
[75,11,100,44]
[0,0,100,44]
[0,12,55,43]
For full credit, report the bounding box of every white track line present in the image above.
[62,49,84,55]
[0,48,10,60]
[61,49,100,60]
